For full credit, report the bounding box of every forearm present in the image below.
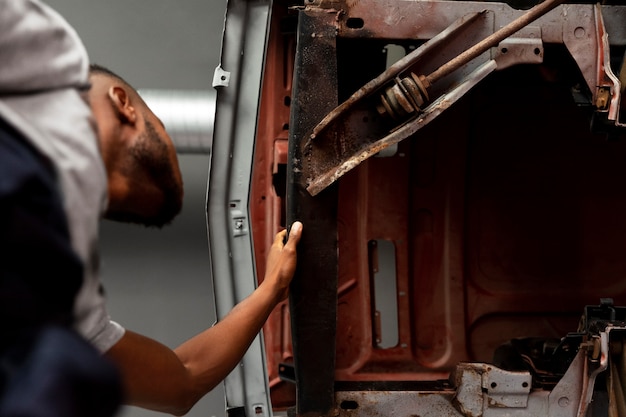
[105,222,302,416]
[106,281,282,416]
[172,222,301,398]
[173,280,282,398]
[105,331,194,415]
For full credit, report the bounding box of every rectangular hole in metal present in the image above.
[369,239,399,348]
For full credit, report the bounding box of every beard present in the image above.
[105,119,184,228]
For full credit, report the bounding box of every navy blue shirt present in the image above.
[0,118,122,417]
[0,117,83,346]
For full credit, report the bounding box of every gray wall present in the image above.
[43,1,227,416]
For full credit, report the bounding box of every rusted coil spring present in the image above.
[376,0,565,120]
[377,73,430,120]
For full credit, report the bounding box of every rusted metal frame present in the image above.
[422,0,564,87]
[593,3,623,126]
[307,11,485,143]
[302,10,497,197]
[332,2,625,44]
[304,7,508,195]
[286,7,340,417]
[305,59,496,196]
[331,341,607,417]
[560,4,624,128]
[302,2,626,197]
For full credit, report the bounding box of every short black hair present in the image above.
[89,63,135,89]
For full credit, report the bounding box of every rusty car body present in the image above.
[207,0,626,416]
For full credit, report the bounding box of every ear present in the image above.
[107,86,137,125]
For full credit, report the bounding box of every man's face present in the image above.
[104,110,184,228]
[134,115,184,227]
[87,72,185,228]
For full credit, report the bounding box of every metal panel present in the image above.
[278,0,626,415]
[286,8,341,417]
[208,0,274,415]
[213,0,626,415]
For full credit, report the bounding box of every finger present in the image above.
[274,229,287,246]
[285,221,303,247]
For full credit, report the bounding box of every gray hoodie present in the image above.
[0,0,124,352]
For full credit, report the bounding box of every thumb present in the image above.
[285,221,303,248]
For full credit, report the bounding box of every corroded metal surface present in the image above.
[287,7,341,417]
[272,0,626,415]
[300,1,626,196]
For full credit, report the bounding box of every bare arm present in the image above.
[104,221,303,416]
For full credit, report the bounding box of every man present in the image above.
[88,64,303,415]
[0,104,123,417]
[0,2,123,414]
[0,1,303,415]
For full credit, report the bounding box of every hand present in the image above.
[264,221,303,301]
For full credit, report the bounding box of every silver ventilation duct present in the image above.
[139,89,215,154]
